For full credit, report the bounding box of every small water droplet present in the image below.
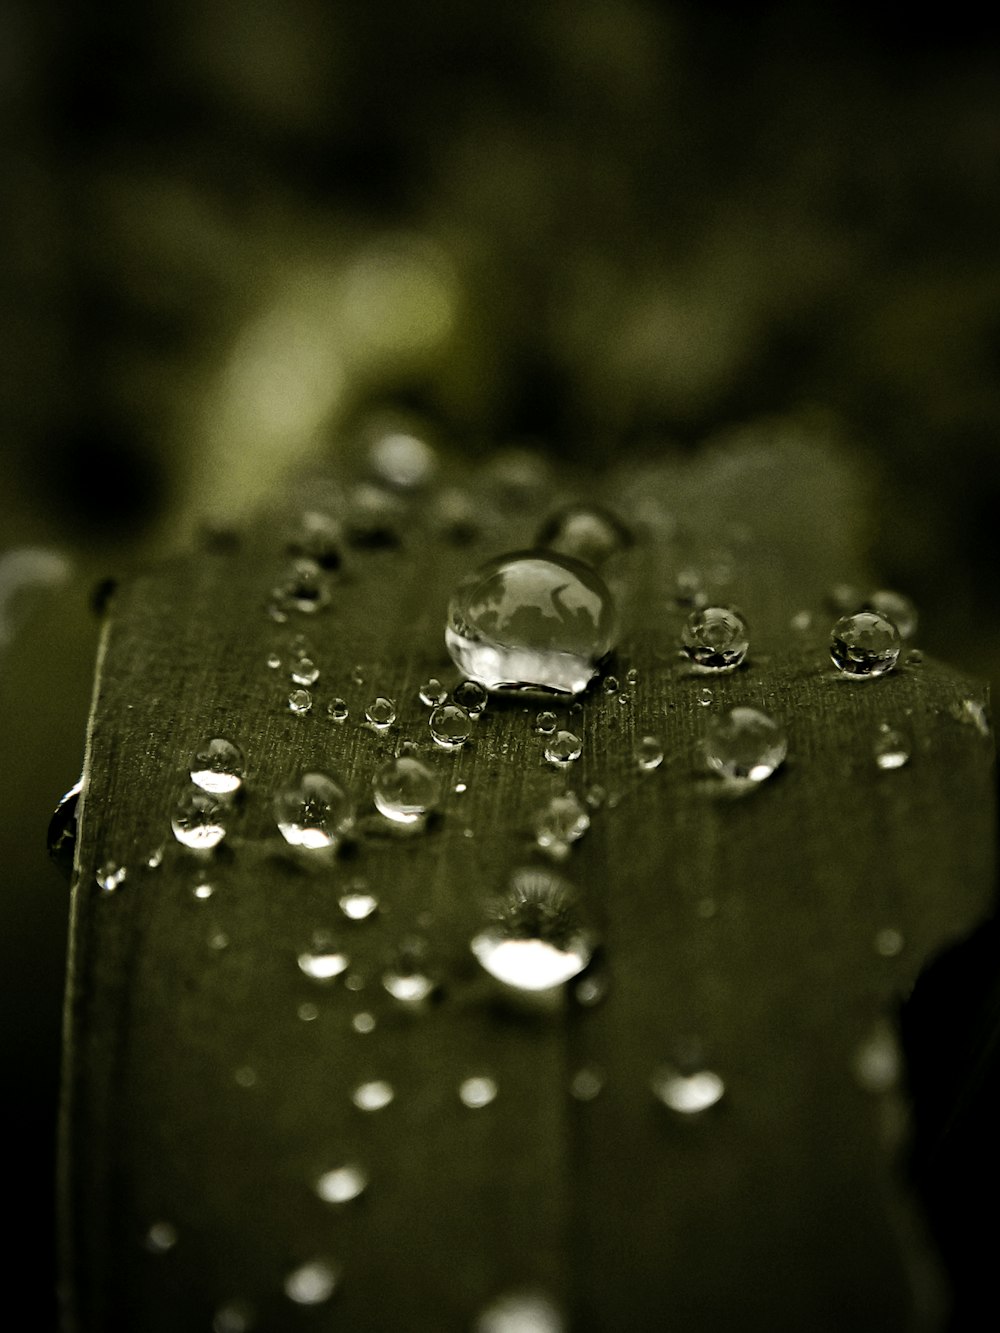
[298,1002,319,1021]
[544,730,582,766]
[266,653,281,670]
[328,697,350,722]
[471,868,595,991]
[344,972,365,992]
[172,789,230,850]
[146,845,165,869]
[459,1076,498,1108]
[298,947,350,981]
[626,666,639,685]
[209,930,229,951]
[368,428,436,490]
[535,710,558,734]
[574,972,607,1006]
[703,707,786,784]
[474,1290,565,1333]
[286,510,342,571]
[429,703,472,749]
[352,1011,376,1033]
[674,568,706,609]
[290,657,320,686]
[190,737,245,795]
[192,881,215,900]
[372,754,441,825]
[316,1163,369,1204]
[875,928,905,958]
[144,1221,178,1253]
[864,589,918,641]
[453,679,488,715]
[419,677,448,707]
[603,675,620,695]
[534,793,590,855]
[634,735,664,771]
[287,688,312,715]
[339,889,379,920]
[535,504,631,566]
[274,558,331,615]
[284,1260,339,1305]
[790,610,812,632]
[681,606,749,672]
[570,1068,604,1100]
[351,664,366,686]
[446,551,618,695]
[696,686,713,707]
[454,781,468,794]
[830,612,900,678]
[274,771,354,850]
[382,940,436,1004]
[874,726,911,770]
[365,696,397,729]
[212,1299,256,1333]
[853,1021,901,1093]
[652,1066,725,1113]
[906,648,924,667]
[352,1079,394,1111]
[234,1065,257,1087]
[584,783,606,808]
[96,861,127,893]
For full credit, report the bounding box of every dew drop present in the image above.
[906,648,924,667]
[574,972,608,1006]
[212,1299,256,1333]
[190,737,245,795]
[875,927,905,958]
[453,679,488,715]
[446,551,618,695]
[368,428,436,490]
[266,653,281,670]
[290,658,320,687]
[652,1066,725,1113]
[352,1079,394,1111]
[603,675,620,695]
[535,504,631,567]
[874,726,911,770]
[419,678,447,707]
[372,754,441,825]
[352,1011,376,1033]
[634,735,664,771]
[696,686,714,707]
[328,697,349,722]
[234,1067,258,1091]
[681,606,749,672]
[146,845,165,869]
[790,610,812,632]
[570,1067,604,1101]
[459,1076,498,1108]
[365,696,397,729]
[339,889,379,920]
[864,589,918,641]
[626,666,639,685]
[544,730,582,766]
[144,1221,178,1254]
[171,789,230,850]
[192,881,214,901]
[287,688,312,715]
[474,1290,565,1333]
[702,707,786,784]
[96,861,127,893]
[297,947,349,981]
[535,710,558,734]
[274,558,331,615]
[316,1163,369,1204]
[284,1260,339,1305]
[298,1002,319,1022]
[274,771,354,849]
[534,793,590,855]
[429,703,472,749]
[853,1022,901,1094]
[209,930,230,951]
[471,867,595,991]
[830,612,900,678]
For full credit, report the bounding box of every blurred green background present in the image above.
[2,2,999,1326]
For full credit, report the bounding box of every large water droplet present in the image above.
[171,789,230,849]
[544,730,582,766]
[429,703,472,749]
[681,606,749,672]
[352,1079,394,1111]
[652,1065,726,1113]
[372,754,441,825]
[534,793,590,856]
[474,1290,565,1333]
[446,551,618,695]
[284,1260,339,1305]
[535,504,631,567]
[874,725,911,770]
[702,707,786,784]
[365,696,397,729]
[864,589,918,641]
[274,771,354,849]
[315,1163,368,1204]
[471,868,595,991]
[190,737,245,795]
[459,1075,498,1108]
[830,612,900,678]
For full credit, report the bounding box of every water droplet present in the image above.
[213,1299,256,1333]
[603,675,620,695]
[286,510,342,571]
[351,664,366,686]
[634,735,664,771]
[372,754,441,825]
[535,710,558,734]
[429,703,472,749]
[544,730,582,766]
[284,1260,339,1305]
[274,771,354,849]
[419,678,448,707]
[298,947,350,981]
[344,972,365,992]
[365,696,397,729]
[190,737,245,795]
[474,1290,565,1333]
[584,784,606,808]
[316,1163,369,1204]
[906,648,924,667]
[696,686,713,707]
[287,688,312,715]
[328,697,350,722]
[298,1002,319,1022]
[453,679,488,715]
[234,1066,257,1090]
[352,1011,376,1033]
[574,972,608,1006]
[146,845,165,869]
[171,789,230,850]
[534,793,590,855]
[290,657,320,686]
[339,889,379,920]
[192,881,215,900]
[652,1066,725,1113]
[875,928,904,957]
[626,666,639,685]
[454,781,468,794]
[96,861,127,893]
[209,930,230,951]
[266,653,281,669]
[459,1076,498,1108]
[853,1022,901,1093]
[535,504,631,567]
[471,868,595,991]
[830,612,900,678]
[274,558,331,615]
[864,589,918,641]
[790,610,812,632]
[368,429,436,490]
[874,726,911,770]
[446,551,618,695]
[382,940,436,1003]
[681,606,749,672]
[570,1067,604,1100]
[702,707,787,784]
[144,1221,178,1253]
[352,1079,394,1111]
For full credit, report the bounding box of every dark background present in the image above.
[2,3,999,1327]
